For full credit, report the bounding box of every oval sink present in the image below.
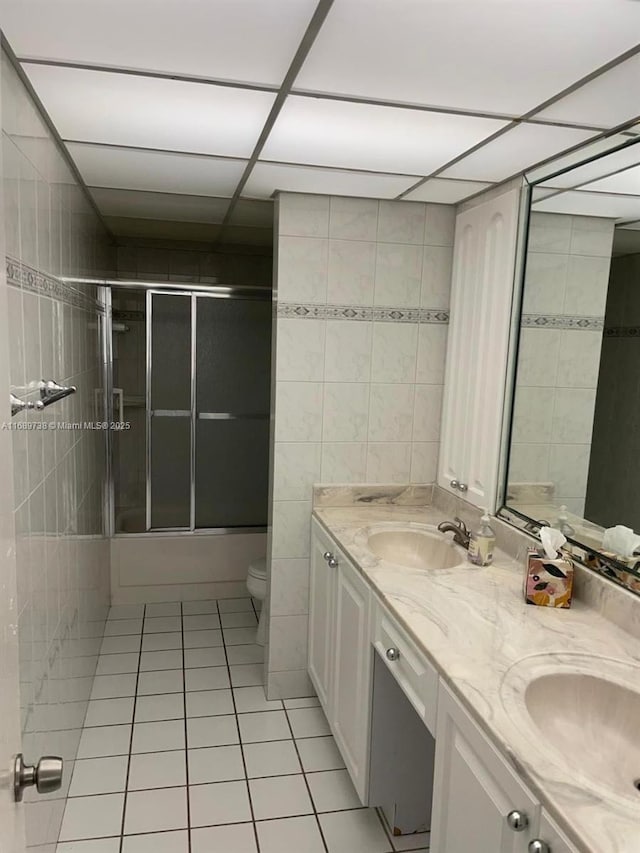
[501,653,640,804]
[364,527,462,570]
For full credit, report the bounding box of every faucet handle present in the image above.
[453,516,468,534]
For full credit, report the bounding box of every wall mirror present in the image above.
[500,127,640,595]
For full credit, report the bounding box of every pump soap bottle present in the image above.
[468,511,496,567]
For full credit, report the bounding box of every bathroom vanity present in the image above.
[308,504,640,853]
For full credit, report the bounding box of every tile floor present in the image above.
[57,597,430,853]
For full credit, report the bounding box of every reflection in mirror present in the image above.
[504,135,640,594]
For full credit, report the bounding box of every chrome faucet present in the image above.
[437,517,470,549]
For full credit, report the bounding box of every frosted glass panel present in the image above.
[151,293,191,410]
[150,415,191,528]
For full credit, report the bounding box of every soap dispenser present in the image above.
[468,511,496,567]
[557,505,575,538]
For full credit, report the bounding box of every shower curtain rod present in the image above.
[61,277,272,299]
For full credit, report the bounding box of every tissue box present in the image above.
[524,548,573,608]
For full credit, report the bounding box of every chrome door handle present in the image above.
[506,810,529,832]
[14,754,63,802]
[386,647,400,661]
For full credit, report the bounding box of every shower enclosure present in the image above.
[106,283,271,535]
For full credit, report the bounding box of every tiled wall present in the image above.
[509,212,614,516]
[266,193,455,698]
[2,50,113,850]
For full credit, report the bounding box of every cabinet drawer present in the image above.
[373,601,439,735]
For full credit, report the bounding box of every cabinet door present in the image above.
[331,556,372,804]
[307,524,336,712]
[431,683,539,853]
[534,812,581,853]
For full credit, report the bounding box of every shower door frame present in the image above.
[103,280,271,538]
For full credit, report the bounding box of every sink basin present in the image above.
[361,525,463,570]
[501,653,640,804]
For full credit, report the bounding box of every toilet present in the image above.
[246,557,267,646]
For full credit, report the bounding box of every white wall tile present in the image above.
[329,197,378,241]
[416,324,447,385]
[273,443,321,502]
[377,200,425,244]
[320,443,367,483]
[424,204,456,247]
[412,384,443,443]
[528,212,572,254]
[509,443,550,482]
[326,240,376,306]
[511,386,553,444]
[322,383,369,442]
[272,501,312,559]
[548,443,591,497]
[268,615,308,671]
[563,255,611,317]
[556,330,602,388]
[516,329,561,387]
[368,384,414,442]
[277,237,328,304]
[275,382,323,442]
[551,388,597,444]
[569,216,614,257]
[324,321,372,382]
[278,194,330,238]
[371,322,418,383]
[275,319,325,381]
[410,442,439,483]
[366,443,411,483]
[522,253,567,315]
[374,243,422,307]
[420,245,453,308]
[270,559,310,617]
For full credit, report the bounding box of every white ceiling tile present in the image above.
[403,178,492,203]
[90,188,230,222]
[535,53,640,129]
[228,200,274,228]
[261,97,506,176]
[3,0,317,85]
[441,123,597,182]
[243,161,417,199]
[532,140,640,189]
[533,190,640,220]
[24,64,275,157]
[295,0,640,116]
[67,143,247,197]
[578,163,640,196]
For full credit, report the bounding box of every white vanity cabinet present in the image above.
[533,812,581,853]
[438,186,521,510]
[308,522,336,709]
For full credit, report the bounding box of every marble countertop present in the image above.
[313,504,640,853]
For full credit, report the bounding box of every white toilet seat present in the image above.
[247,557,267,647]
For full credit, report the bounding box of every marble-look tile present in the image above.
[322,383,369,442]
[548,443,591,498]
[277,236,328,305]
[368,384,414,442]
[329,197,378,241]
[320,443,367,483]
[556,330,602,389]
[312,484,431,507]
[270,558,310,617]
[279,193,330,238]
[371,322,418,383]
[412,384,443,443]
[266,669,315,700]
[416,324,447,385]
[326,240,376,306]
[410,442,439,483]
[528,211,572,254]
[275,383,323,442]
[511,386,553,445]
[569,215,614,257]
[3,134,22,258]
[273,443,321,502]
[420,245,453,308]
[366,443,412,483]
[522,252,567,315]
[268,615,308,672]
[271,501,312,559]
[324,321,372,383]
[516,329,561,387]
[377,200,425,245]
[509,443,550,482]
[424,203,455,247]
[551,388,597,445]
[275,318,325,381]
[374,243,422,308]
[563,255,610,317]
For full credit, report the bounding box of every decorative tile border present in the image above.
[603,326,640,338]
[522,314,604,331]
[6,256,103,312]
[277,302,449,324]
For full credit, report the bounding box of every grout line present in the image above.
[179,603,193,853]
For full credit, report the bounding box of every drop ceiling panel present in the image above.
[441,123,596,182]
[535,53,640,129]
[3,0,317,85]
[261,97,507,176]
[404,178,492,203]
[243,161,418,199]
[533,190,640,220]
[295,0,640,116]
[90,187,230,222]
[578,163,640,196]
[67,143,247,197]
[24,64,275,157]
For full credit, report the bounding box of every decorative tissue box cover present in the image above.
[525,548,573,608]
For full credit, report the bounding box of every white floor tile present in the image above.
[132,719,185,753]
[101,636,141,655]
[57,839,120,852]
[390,830,431,851]
[183,629,223,649]
[243,740,301,779]
[187,714,239,748]
[109,605,145,620]
[283,696,320,709]
[238,710,290,743]
[307,769,362,812]
[182,599,218,615]
[186,688,234,718]
[188,745,245,784]
[90,674,137,700]
[296,736,346,772]
[139,650,182,672]
[103,619,142,637]
[249,774,313,821]
[121,830,188,853]
[184,646,226,669]
[223,626,257,646]
[96,654,139,676]
[227,644,263,665]
[124,786,188,834]
[134,693,184,723]
[234,686,282,714]
[319,809,392,853]
[144,616,182,634]
[185,666,229,692]
[84,698,134,727]
[220,611,257,628]
[59,793,124,841]
[189,780,252,827]
[191,822,257,853]
[183,614,221,631]
[256,815,325,853]
[128,750,187,790]
[69,756,128,797]
[145,602,181,617]
[230,664,264,688]
[141,632,182,652]
[77,725,132,759]
[288,706,331,738]
[218,598,253,613]
[137,670,183,696]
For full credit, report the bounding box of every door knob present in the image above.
[386,647,400,661]
[327,556,338,568]
[13,754,63,802]
[528,842,551,853]
[323,551,333,561]
[458,482,468,492]
[450,479,459,489]
[506,810,529,832]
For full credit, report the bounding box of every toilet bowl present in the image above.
[247,557,267,646]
